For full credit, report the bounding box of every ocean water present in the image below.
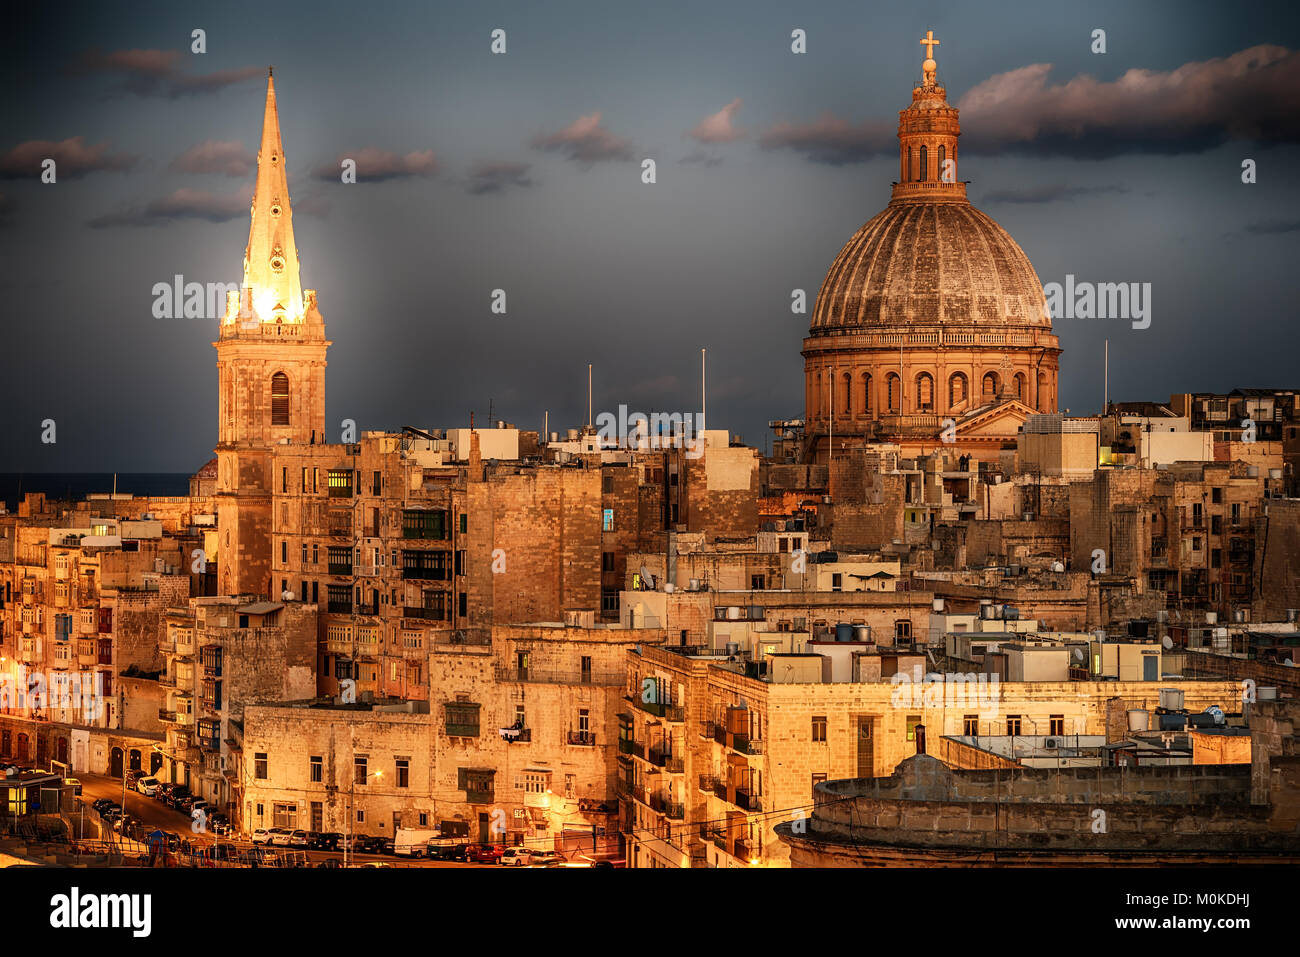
[0,473,193,511]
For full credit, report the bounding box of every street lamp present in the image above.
[343,769,381,868]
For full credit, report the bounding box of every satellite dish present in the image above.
[281,590,295,601]
[1072,647,1084,661]
[639,566,655,590]
[1162,636,1173,649]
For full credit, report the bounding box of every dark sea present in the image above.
[0,473,192,511]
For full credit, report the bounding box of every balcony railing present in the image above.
[734,838,754,861]
[731,735,764,756]
[617,738,633,755]
[698,774,719,794]
[495,665,623,686]
[465,790,494,805]
[446,723,480,738]
[402,606,445,621]
[631,697,685,722]
[328,562,353,577]
[568,731,596,746]
[734,788,763,812]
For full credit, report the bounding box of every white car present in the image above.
[500,846,533,867]
[136,776,160,796]
[251,828,272,845]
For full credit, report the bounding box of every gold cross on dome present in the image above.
[920,30,940,59]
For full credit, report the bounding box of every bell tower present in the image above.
[213,68,330,597]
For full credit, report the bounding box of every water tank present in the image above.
[932,597,944,612]
[1159,688,1185,711]
[1128,620,1149,638]
[727,606,741,620]
[1126,709,1150,732]
[1051,561,1065,573]
[688,579,700,591]
[1270,468,1283,480]
[980,602,995,620]
[1206,612,1218,625]
[854,625,872,643]
[1002,606,1020,621]
[664,583,675,593]
[1258,687,1278,701]
[835,623,854,643]
[725,642,740,657]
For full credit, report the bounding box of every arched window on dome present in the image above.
[271,372,290,426]
[909,149,916,182]
[843,372,853,415]
[862,373,872,415]
[885,373,900,413]
[1014,373,1027,401]
[919,146,928,182]
[982,372,999,401]
[949,372,968,410]
[1037,371,1050,412]
[938,145,947,180]
[916,373,934,412]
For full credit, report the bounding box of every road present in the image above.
[74,772,488,868]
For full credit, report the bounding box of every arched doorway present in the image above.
[129,749,142,772]
[151,751,163,775]
[16,733,29,763]
[57,737,69,765]
[110,747,124,778]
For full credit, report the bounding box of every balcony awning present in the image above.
[236,601,282,615]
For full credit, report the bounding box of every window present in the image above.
[831,573,842,591]
[1211,487,1222,504]
[894,619,912,642]
[254,752,268,780]
[301,543,308,563]
[886,373,900,413]
[811,772,827,793]
[602,589,619,613]
[281,541,288,564]
[603,509,614,531]
[905,716,922,741]
[581,656,593,683]
[271,372,289,425]
[862,373,872,414]
[811,715,827,743]
[1006,715,1022,736]
[603,474,614,493]
[915,372,933,411]
[310,756,322,783]
[963,714,978,736]
[982,372,999,399]
[602,551,616,572]
[396,758,409,789]
[751,574,766,590]
[272,803,297,828]
[459,514,468,534]
[354,755,368,785]
[949,372,967,408]
[1049,715,1064,736]
[281,467,288,493]
[919,144,928,181]
[578,708,590,733]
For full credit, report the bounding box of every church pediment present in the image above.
[953,399,1037,438]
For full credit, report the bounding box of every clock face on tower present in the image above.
[270,256,285,273]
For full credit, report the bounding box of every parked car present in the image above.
[286,829,309,847]
[112,814,135,833]
[379,837,395,855]
[267,827,294,846]
[466,842,506,864]
[239,846,276,866]
[530,851,567,867]
[309,831,342,851]
[250,828,272,845]
[154,782,176,802]
[210,843,238,862]
[347,834,384,854]
[165,786,191,809]
[63,777,82,796]
[428,842,468,862]
[92,798,115,814]
[208,812,232,836]
[134,776,160,796]
[500,846,533,867]
[176,794,202,813]
[317,858,343,869]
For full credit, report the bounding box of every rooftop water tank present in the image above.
[1126,709,1150,732]
[835,623,854,643]
[1159,688,1185,711]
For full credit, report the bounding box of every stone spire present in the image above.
[240,67,304,322]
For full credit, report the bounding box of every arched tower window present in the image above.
[1014,373,1027,401]
[862,373,873,415]
[886,373,900,413]
[949,372,968,410]
[1038,371,1050,412]
[982,372,999,400]
[916,373,934,411]
[843,372,853,415]
[938,145,947,180]
[271,372,290,425]
[919,146,928,182]
[909,149,916,182]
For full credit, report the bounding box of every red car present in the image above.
[465,842,505,864]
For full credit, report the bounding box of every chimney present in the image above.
[469,428,483,481]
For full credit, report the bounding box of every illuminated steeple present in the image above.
[238,67,304,323]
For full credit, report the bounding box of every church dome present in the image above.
[809,201,1052,332]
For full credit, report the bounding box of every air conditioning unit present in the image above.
[1044,738,1061,749]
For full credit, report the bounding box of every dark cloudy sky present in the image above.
[2,0,1298,471]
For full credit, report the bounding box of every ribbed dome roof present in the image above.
[809,201,1052,331]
